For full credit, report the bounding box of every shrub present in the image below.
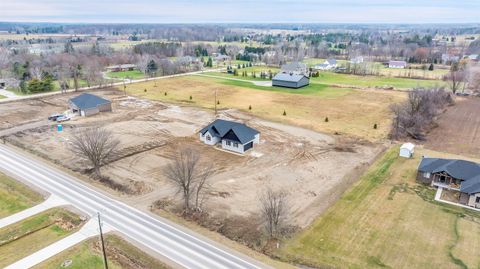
[249,105,252,110]
[325,117,329,122]
[374,123,378,129]
[283,110,287,116]
[189,95,193,100]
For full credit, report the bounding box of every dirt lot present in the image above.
[2,89,383,227]
[424,97,480,158]
[123,76,406,141]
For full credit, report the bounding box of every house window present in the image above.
[206,135,211,141]
[476,197,480,203]
[423,172,431,178]
[233,142,239,148]
[226,141,231,146]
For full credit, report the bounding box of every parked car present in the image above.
[48,113,63,121]
[56,115,70,122]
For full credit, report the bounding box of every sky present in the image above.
[1,0,480,24]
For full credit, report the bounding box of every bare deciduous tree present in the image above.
[259,187,288,238]
[164,149,213,214]
[444,63,465,94]
[390,88,453,140]
[70,127,120,178]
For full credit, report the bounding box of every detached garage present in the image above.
[272,73,310,89]
[69,93,112,117]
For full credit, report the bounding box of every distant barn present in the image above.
[272,73,310,89]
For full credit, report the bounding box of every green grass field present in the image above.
[312,72,445,89]
[0,173,43,218]
[218,78,353,98]
[36,234,169,269]
[207,65,444,90]
[0,208,83,268]
[279,147,480,269]
[0,95,5,99]
[106,70,146,80]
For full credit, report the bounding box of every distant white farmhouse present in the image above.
[399,143,415,158]
[106,64,136,72]
[314,59,337,70]
[350,56,364,64]
[388,60,407,69]
[199,119,260,154]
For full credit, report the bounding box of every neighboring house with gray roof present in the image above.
[388,60,407,69]
[272,73,310,89]
[417,157,480,208]
[69,93,112,117]
[281,62,308,75]
[199,119,260,154]
[314,59,337,70]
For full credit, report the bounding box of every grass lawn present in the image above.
[0,95,5,99]
[219,78,353,98]
[278,146,480,269]
[122,75,405,141]
[35,234,169,269]
[0,208,83,268]
[312,72,446,89]
[106,70,146,80]
[0,172,43,218]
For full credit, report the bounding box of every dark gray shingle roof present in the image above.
[69,93,110,110]
[418,158,480,194]
[272,73,307,83]
[200,119,259,144]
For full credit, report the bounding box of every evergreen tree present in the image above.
[429,63,434,71]
[147,59,158,77]
[206,57,213,67]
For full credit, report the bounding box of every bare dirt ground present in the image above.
[1,89,383,227]
[424,97,480,159]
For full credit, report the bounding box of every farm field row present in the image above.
[123,75,405,141]
[279,147,480,269]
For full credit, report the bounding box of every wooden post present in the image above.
[98,212,109,269]
[214,89,217,116]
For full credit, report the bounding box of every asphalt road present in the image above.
[0,144,266,269]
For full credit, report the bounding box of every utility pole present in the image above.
[123,79,126,97]
[98,212,109,269]
[214,89,217,116]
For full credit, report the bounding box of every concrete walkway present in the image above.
[434,187,480,212]
[4,217,113,269]
[0,89,18,98]
[195,74,272,87]
[0,194,68,229]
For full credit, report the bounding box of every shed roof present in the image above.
[200,119,259,144]
[418,158,480,194]
[272,73,307,83]
[400,143,415,151]
[389,60,407,66]
[69,93,111,110]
